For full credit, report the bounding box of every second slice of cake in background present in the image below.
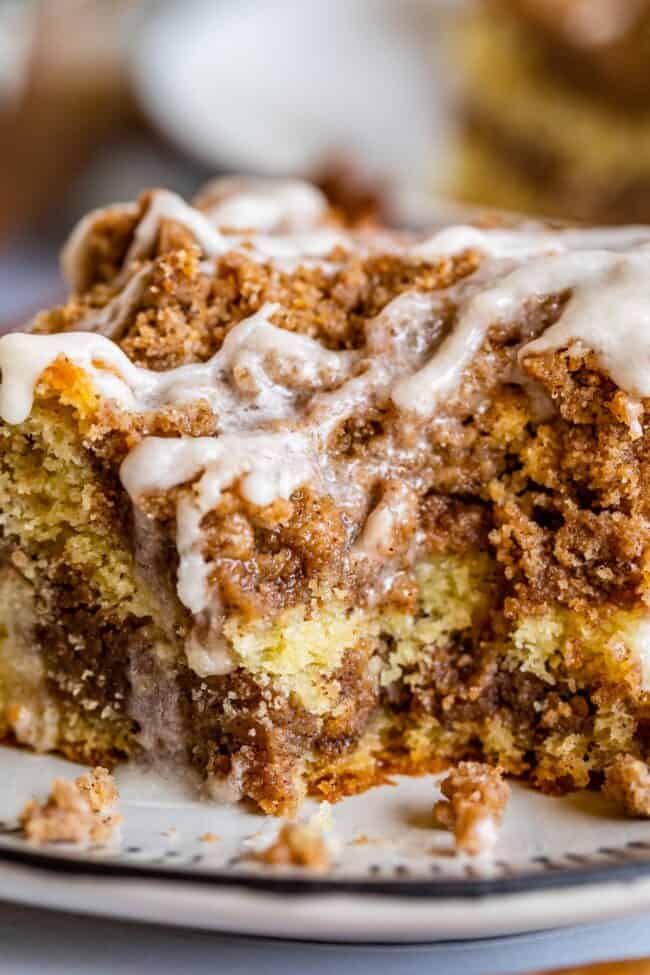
[451,0,650,223]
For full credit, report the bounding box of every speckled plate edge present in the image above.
[2,850,650,942]
[4,838,650,899]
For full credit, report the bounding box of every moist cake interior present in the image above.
[1,177,650,816]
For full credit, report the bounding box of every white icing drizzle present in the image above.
[521,251,650,400]
[196,176,328,232]
[242,227,347,265]
[0,331,137,424]
[0,304,357,429]
[413,224,650,263]
[391,265,500,415]
[123,189,230,266]
[63,186,348,294]
[353,482,416,561]
[120,432,315,616]
[184,612,236,679]
[394,247,650,418]
[310,289,446,444]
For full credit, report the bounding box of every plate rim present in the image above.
[2,837,650,900]
[3,848,650,943]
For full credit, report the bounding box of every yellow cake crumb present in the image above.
[224,597,368,714]
[19,767,121,846]
[604,755,650,817]
[350,833,371,846]
[75,765,119,812]
[252,821,332,871]
[434,762,510,856]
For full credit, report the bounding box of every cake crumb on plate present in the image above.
[75,766,118,813]
[604,755,650,817]
[19,767,121,846]
[434,762,510,856]
[251,821,332,871]
[350,833,371,846]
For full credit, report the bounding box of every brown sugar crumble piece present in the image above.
[19,767,121,846]
[603,755,650,817]
[350,833,371,846]
[252,821,332,872]
[434,762,510,856]
[75,765,119,813]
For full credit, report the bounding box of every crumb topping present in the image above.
[252,820,332,871]
[434,761,510,855]
[604,754,650,816]
[75,765,119,812]
[19,767,121,845]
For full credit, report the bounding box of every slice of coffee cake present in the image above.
[2,177,650,815]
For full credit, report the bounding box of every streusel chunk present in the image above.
[19,768,121,846]
[434,762,510,855]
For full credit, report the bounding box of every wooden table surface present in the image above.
[551,963,650,975]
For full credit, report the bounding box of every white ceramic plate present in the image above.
[2,746,650,942]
